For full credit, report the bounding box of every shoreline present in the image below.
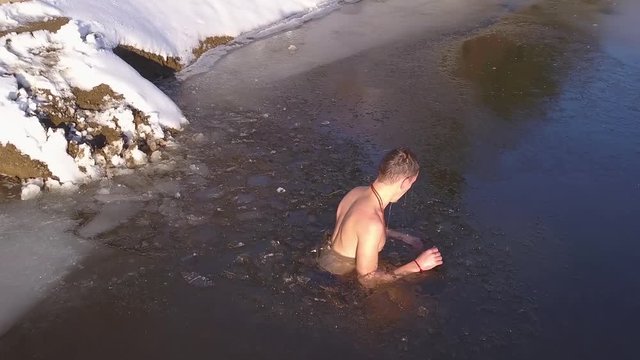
[0,0,334,200]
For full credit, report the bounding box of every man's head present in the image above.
[377,148,419,202]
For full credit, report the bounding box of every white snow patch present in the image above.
[1,0,333,197]
[77,201,144,239]
[45,178,79,193]
[0,21,185,185]
[127,147,148,167]
[39,0,328,66]
[20,182,41,201]
[0,1,61,32]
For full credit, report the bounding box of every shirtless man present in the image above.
[319,148,443,287]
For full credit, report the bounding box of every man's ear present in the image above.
[401,175,418,190]
[400,177,412,190]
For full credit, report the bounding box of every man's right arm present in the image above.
[355,220,443,288]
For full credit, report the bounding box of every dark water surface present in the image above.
[1,0,639,359]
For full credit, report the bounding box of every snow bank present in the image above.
[1,0,327,194]
[1,21,186,184]
[40,0,326,66]
[0,1,60,33]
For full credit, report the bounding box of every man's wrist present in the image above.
[413,259,424,273]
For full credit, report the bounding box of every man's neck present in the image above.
[371,180,395,209]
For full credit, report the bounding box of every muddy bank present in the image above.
[1,81,168,182]
[0,0,310,190]
[0,14,183,190]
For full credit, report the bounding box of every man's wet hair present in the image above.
[377,148,419,183]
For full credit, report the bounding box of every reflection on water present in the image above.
[599,0,640,67]
[459,34,557,117]
[457,0,637,117]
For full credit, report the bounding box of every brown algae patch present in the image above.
[0,143,52,179]
[0,17,70,38]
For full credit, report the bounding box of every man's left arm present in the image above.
[386,229,423,250]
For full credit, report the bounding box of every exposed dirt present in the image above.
[36,89,76,127]
[0,143,52,179]
[0,17,69,38]
[3,82,165,183]
[192,36,234,59]
[114,36,234,78]
[72,84,124,111]
[94,125,122,144]
[115,44,184,72]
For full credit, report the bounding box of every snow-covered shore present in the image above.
[0,0,327,199]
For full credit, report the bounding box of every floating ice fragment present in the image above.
[21,183,42,201]
[77,201,144,238]
[180,253,198,262]
[229,241,245,249]
[193,133,205,142]
[181,272,214,288]
[45,179,79,194]
[150,151,162,163]
[111,155,125,167]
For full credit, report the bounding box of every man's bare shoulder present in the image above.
[337,186,369,212]
[343,186,369,200]
[356,212,385,236]
[349,199,384,238]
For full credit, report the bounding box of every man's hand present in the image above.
[415,247,443,271]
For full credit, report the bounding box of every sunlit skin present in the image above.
[329,172,443,288]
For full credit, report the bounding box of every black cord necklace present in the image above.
[370,184,386,229]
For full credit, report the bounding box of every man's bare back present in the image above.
[319,148,443,287]
[330,186,385,258]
